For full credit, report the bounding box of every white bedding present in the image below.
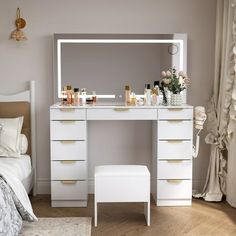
[0,155,32,192]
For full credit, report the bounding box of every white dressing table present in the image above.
[50,104,193,207]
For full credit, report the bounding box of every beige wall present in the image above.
[0,0,216,193]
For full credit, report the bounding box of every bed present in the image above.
[0,81,37,235]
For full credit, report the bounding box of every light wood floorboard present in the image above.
[30,195,236,236]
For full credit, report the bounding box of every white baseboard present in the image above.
[37,178,50,194]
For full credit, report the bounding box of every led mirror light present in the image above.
[56,38,185,100]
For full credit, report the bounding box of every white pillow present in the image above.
[19,134,28,154]
[0,117,24,157]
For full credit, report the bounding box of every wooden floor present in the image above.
[30,195,236,236]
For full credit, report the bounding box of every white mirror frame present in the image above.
[55,34,187,103]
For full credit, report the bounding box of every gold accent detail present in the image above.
[60,140,76,144]
[114,107,130,112]
[60,160,76,164]
[167,180,182,184]
[167,120,183,123]
[166,160,183,163]
[167,140,183,143]
[61,180,77,184]
[60,120,76,124]
[59,108,75,112]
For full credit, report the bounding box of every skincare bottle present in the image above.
[125,85,131,105]
[151,88,158,106]
[130,92,137,106]
[145,84,151,106]
[81,88,87,105]
[73,88,80,106]
[66,85,73,105]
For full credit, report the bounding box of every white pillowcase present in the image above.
[0,117,24,157]
[19,134,28,154]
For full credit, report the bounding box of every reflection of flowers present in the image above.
[161,68,190,94]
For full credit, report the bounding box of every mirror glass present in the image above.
[53,34,187,103]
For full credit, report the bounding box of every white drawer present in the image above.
[158,120,192,139]
[158,108,193,120]
[87,108,157,120]
[50,121,86,140]
[51,180,87,200]
[50,108,86,120]
[157,160,192,179]
[51,141,86,160]
[51,160,87,180]
[158,141,192,159]
[157,180,192,200]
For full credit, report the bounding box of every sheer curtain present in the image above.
[197,0,235,203]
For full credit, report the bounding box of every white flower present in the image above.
[166,70,172,77]
[161,71,167,77]
[178,71,185,77]
[179,76,183,85]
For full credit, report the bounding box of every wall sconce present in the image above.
[10,8,27,41]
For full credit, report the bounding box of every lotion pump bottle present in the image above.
[145,84,151,106]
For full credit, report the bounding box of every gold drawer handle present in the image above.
[167,108,183,111]
[167,140,183,143]
[60,120,76,124]
[60,108,75,112]
[60,140,76,144]
[166,160,183,163]
[61,180,77,184]
[60,160,76,164]
[167,120,183,123]
[167,180,182,184]
[114,107,130,112]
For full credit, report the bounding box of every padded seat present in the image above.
[94,165,150,226]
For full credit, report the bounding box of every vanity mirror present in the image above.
[53,34,187,103]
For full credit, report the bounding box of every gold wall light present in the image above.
[10,8,27,41]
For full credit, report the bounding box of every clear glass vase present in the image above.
[170,93,182,106]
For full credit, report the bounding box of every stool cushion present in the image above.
[95,165,150,177]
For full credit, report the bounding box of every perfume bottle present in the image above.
[125,85,131,105]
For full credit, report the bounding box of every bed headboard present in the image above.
[0,102,31,155]
[0,81,37,195]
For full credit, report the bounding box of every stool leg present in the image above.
[94,200,97,227]
[144,201,150,226]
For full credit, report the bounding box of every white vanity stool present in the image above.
[94,165,150,227]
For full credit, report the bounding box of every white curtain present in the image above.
[227,0,236,208]
[197,0,235,202]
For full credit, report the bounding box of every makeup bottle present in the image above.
[125,85,131,105]
[73,88,80,106]
[61,86,67,105]
[145,84,151,106]
[92,91,97,104]
[81,88,87,105]
[66,85,73,105]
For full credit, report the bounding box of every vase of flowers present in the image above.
[160,68,190,106]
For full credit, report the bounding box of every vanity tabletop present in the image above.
[50,103,193,109]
